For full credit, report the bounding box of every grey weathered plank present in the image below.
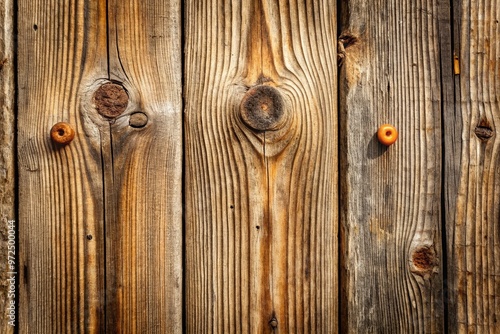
[338,0,445,332]
[184,0,338,332]
[18,1,106,332]
[0,0,15,332]
[445,0,500,332]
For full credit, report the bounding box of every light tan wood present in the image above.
[18,1,106,332]
[446,0,500,332]
[0,0,15,332]
[184,0,338,332]
[18,0,182,332]
[338,0,445,332]
[103,0,183,331]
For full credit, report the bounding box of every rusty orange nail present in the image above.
[50,122,75,145]
[377,124,398,146]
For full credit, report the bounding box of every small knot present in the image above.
[411,246,437,276]
[474,119,494,141]
[93,83,129,118]
[240,85,285,131]
[129,112,148,128]
[269,317,278,329]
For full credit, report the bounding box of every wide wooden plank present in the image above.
[185,0,337,332]
[102,0,182,331]
[338,0,445,332]
[446,0,500,332]
[0,0,15,332]
[18,0,107,332]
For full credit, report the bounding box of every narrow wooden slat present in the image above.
[0,0,15,332]
[18,1,107,332]
[185,0,337,332]
[338,0,445,332]
[446,0,500,331]
[103,0,183,331]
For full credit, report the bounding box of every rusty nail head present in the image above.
[50,122,75,145]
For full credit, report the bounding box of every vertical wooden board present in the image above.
[17,0,107,332]
[0,0,15,332]
[446,0,500,332]
[102,0,182,331]
[185,0,337,332]
[339,0,444,332]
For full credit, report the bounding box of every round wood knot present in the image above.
[50,122,75,145]
[269,317,278,329]
[240,85,285,131]
[411,246,437,276]
[93,83,129,118]
[129,112,148,128]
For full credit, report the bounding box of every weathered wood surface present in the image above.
[17,1,106,331]
[445,0,500,332]
[338,0,445,332]
[18,0,182,332]
[103,0,182,331]
[0,0,14,332]
[184,0,338,332]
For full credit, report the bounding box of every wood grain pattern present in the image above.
[18,1,106,332]
[184,0,338,332]
[18,0,182,332]
[338,0,445,332]
[103,0,182,331]
[0,0,15,332]
[446,0,500,332]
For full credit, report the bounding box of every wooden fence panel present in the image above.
[338,0,445,332]
[17,1,107,332]
[102,1,183,332]
[18,0,182,332]
[445,0,500,332]
[184,0,338,332]
[0,0,14,332]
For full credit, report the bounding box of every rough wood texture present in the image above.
[338,0,445,332]
[446,0,500,332]
[184,1,338,332]
[17,1,106,332]
[18,0,182,332]
[0,0,14,332]
[103,0,182,331]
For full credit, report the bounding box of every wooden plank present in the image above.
[0,0,15,332]
[338,0,445,332]
[18,0,182,331]
[17,1,107,332]
[184,0,337,332]
[103,0,182,331]
[446,0,500,331]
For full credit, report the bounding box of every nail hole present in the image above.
[86,235,93,240]
[33,24,38,31]
[256,226,260,230]
[230,205,234,209]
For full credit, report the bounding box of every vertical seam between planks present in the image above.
[181,0,186,331]
[13,0,20,328]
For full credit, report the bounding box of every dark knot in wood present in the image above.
[269,317,278,329]
[474,119,494,141]
[411,247,437,276]
[94,83,128,118]
[240,85,284,131]
[50,122,75,145]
